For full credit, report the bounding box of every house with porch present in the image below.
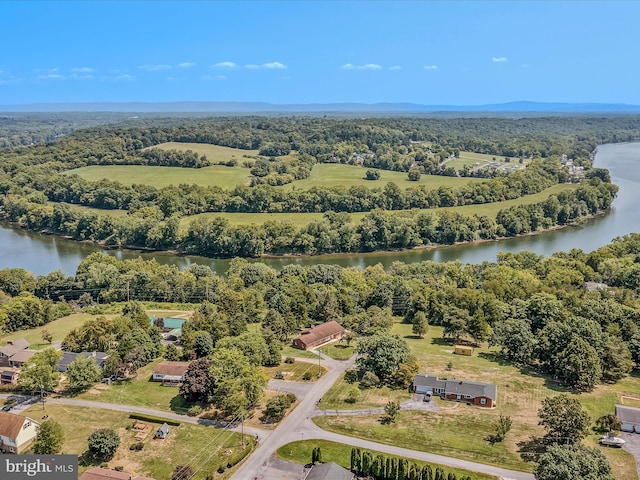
[0,338,30,367]
[0,411,40,453]
[152,361,190,385]
[57,351,109,372]
[412,374,497,408]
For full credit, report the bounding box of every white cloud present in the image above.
[262,61,286,69]
[101,74,135,82]
[38,72,65,80]
[492,57,508,63]
[211,61,238,69]
[423,65,439,70]
[69,74,95,80]
[341,63,382,70]
[139,64,172,71]
[202,74,227,80]
[388,65,402,71]
[71,67,95,73]
[177,62,196,69]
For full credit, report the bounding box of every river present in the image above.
[1,142,638,276]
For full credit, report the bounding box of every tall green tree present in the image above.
[356,332,411,382]
[538,394,590,444]
[33,419,64,454]
[534,443,615,480]
[66,355,103,391]
[18,348,62,392]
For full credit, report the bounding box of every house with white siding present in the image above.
[0,411,40,453]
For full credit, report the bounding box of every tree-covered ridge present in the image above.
[2,233,640,393]
[0,115,628,256]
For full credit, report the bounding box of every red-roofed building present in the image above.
[292,321,344,350]
[0,411,40,453]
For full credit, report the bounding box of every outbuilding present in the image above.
[155,423,170,439]
[616,405,640,433]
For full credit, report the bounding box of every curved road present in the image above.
[1,355,533,480]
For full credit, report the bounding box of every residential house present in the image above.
[0,411,40,453]
[57,351,109,373]
[80,467,155,480]
[0,338,30,367]
[152,361,190,385]
[292,321,345,350]
[8,349,37,368]
[616,405,640,433]
[155,423,170,439]
[1,368,19,385]
[412,374,497,408]
[304,462,354,480]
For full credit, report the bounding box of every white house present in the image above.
[152,361,190,386]
[0,411,40,453]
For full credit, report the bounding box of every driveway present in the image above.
[620,432,640,479]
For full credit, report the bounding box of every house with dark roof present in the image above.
[304,462,354,480]
[152,361,190,385]
[80,467,155,480]
[0,411,40,453]
[292,321,345,350]
[616,405,640,433]
[57,351,109,372]
[1,368,19,385]
[412,374,497,408]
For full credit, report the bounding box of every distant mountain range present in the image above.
[2,100,640,113]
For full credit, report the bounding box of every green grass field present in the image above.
[320,342,355,360]
[263,360,327,382]
[0,313,112,349]
[284,163,481,190]
[317,323,639,479]
[277,440,498,480]
[22,404,248,480]
[75,358,192,413]
[144,142,259,161]
[65,164,252,189]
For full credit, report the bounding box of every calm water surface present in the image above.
[1,142,638,276]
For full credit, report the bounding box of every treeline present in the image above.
[139,148,210,168]
[0,176,617,257]
[1,158,569,216]
[2,233,640,395]
[350,448,471,480]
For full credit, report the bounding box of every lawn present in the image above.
[320,342,355,360]
[76,358,191,413]
[0,313,109,349]
[316,323,640,479]
[22,404,249,480]
[283,163,481,190]
[277,439,498,480]
[263,359,327,382]
[282,344,324,360]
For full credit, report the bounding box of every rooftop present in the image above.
[153,361,190,376]
[0,411,35,439]
[294,321,344,346]
[80,467,155,480]
[616,405,640,424]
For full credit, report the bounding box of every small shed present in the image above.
[454,345,473,356]
[155,423,170,439]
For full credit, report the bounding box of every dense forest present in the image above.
[0,115,635,256]
[2,232,640,394]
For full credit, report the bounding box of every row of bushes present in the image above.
[128,413,181,426]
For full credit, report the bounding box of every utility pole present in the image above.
[40,384,45,410]
[317,348,321,377]
[241,413,245,449]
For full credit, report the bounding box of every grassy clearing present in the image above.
[284,163,480,190]
[318,323,640,479]
[281,344,322,360]
[66,164,252,189]
[145,142,259,161]
[276,440,498,480]
[243,389,298,429]
[76,358,191,413]
[0,313,110,349]
[262,360,327,382]
[22,404,248,480]
[320,342,355,360]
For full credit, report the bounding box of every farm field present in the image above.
[179,184,578,229]
[144,142,259,161]
[277,439,498,480]
[22,404,248,480]
[65,164,252,189]
[317,324,639,479]
[283,163,481,190]
[446,151,531,171]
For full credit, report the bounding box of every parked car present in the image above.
[2,405,12,411]
[423,393,432,402]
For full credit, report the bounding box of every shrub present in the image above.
[129,442,144,451]
[114,466,124,472]
[302,372,312,381]
[88,428,120,461]
[129,413,180,426]
[284,357,295,364]
[187,405,203,417]
[360,371,380,388]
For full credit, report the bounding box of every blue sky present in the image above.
[1,1,638,105]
